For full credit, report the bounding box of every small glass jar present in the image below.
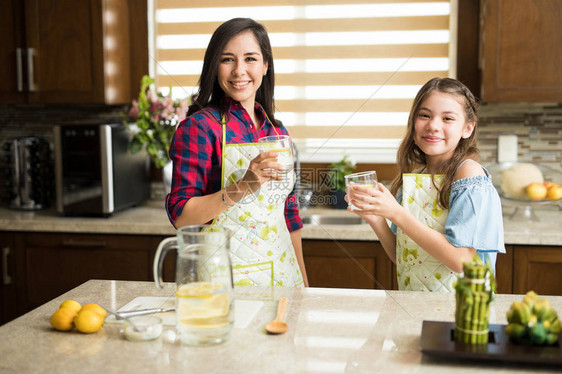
[123,316,163,342]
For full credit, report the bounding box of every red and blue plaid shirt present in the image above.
[166,99,303,232]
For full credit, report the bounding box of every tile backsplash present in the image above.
[1,102,561,206]
[0,104,128,143]
[477,103,562,172]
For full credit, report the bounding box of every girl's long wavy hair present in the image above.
[390,77,480,209]
[186,18,278,125]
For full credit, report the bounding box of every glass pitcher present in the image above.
[153,225,234,345]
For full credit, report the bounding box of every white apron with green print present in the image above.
[210,125,304,287]
[395,173,459,292]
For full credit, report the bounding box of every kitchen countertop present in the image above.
[1,279,561,373]
[0,199,561,245]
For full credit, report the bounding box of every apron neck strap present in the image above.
[221,113,226,152]
[220,104,281,147]
[255,101,280,136]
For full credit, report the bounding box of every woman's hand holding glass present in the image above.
[257,135,294,175]
[231,151,284,197]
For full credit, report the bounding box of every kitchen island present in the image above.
[2,199,562,316]
[0,280,560,373]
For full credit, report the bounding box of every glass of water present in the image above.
[257,135,294,174]
[345,171,378,211]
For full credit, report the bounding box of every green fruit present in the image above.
[505,323,526,340]
[545,333,559,346]
[532,298,554,321]
[506,308,514,323]
[550,318,561,334]
[509,301,531,325]
[527,314,538,328]
[529,322,547,345]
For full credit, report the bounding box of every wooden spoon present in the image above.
[265,297,289,334]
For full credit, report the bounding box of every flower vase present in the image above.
[162,160,173,195]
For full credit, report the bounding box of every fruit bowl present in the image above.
[486,162,562,221]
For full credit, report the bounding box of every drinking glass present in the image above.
[257,135,294,174]
[345,171,378,211]
[153,225,234,346]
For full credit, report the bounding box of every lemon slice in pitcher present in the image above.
[176,282,223,298]
[176,282,230,328]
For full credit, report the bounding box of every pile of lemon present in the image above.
[50,300,107,334]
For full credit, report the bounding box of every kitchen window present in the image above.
[150,0,456,163]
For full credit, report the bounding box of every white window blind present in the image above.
[152,0,455,163]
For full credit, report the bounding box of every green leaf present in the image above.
[147,143,158,155]
[136,119,149,130]
[129,139,142,154]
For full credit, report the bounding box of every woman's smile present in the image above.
[229,80,252,89]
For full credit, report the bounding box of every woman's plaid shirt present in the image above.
[166,99,303,232]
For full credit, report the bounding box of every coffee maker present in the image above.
[2,136,53,210]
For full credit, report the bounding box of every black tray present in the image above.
[421,321,562,365]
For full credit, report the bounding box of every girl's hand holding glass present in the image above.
[345,171,377,211]
[348,182,403,221]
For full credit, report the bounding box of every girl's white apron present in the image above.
[395,173,458,292]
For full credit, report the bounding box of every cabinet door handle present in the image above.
[2,247,12,286]
[61,239,107,248]
[27,48,36,92]
[16,48,23,92]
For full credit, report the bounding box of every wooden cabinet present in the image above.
[13,232,170,311]
[0,0,133,104]
[303,240,394,290]
[0,232,20,325]
[513,245,562,296]
[495,245,513,294]
[480,0,562,102]
[0,0,26,104]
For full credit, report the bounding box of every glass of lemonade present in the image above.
[257,135,294,174]
[153,225,234,346]
[345,171,378,211]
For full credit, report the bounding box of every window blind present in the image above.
[152,0,455,163]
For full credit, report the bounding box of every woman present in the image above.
[166,18,308,287]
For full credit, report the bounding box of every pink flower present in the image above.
[128,100,139,119]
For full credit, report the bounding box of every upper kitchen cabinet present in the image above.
[0,0,132,104]
[480,0,562,102]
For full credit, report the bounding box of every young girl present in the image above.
[166,18,308,287]
[347,77,505,292]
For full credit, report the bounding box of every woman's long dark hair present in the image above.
[186,18,278,125]
[390,77,480,209]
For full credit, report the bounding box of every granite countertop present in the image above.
[1,279,561,373]
[0,199,561,245]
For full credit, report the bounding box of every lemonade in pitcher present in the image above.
[176,281,234,345]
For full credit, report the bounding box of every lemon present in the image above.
[50,307,77,331]
[81,303,107,319]
[59,300,82,313]
[74,310,104,334]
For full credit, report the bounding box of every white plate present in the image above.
[105,296,264,329]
